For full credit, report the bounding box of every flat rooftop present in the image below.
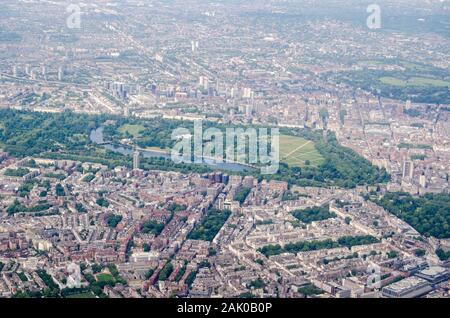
[384,276,428,293]
[418,266,447,278]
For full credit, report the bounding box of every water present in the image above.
[89,127,252,172]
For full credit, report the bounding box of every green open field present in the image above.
[96,273,115,283]
[279,135,324,168]
[118,124,145,138]
[379,76,450,87]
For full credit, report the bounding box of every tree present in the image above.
[234,187,251,204]
[141,220,165,236]
[75,203,87,213]
[92,264,103,274]
[55,184,65,197]
[436,248,450,261]
[259,236,379,257]
[106,214,122,228]
[291,205,336,223]
[158,262,174,281]
[319,108,329,122]
[145,268,154,279]
[185,271,197,288]
[414,249,426,257]
[298,284,323,296]
[387,251,398,259]
[188,209,231,241]
[248,278,265,289]
[96,197,110,208]
[208,247,217,256]
[373,192,450,239]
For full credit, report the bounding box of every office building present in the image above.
[416,266,449,285]
[382,277,432,298]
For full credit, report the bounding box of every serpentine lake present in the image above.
[89,127,252,172]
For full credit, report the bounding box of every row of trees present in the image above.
[7,199,51,215]
[234,187,251,204]
[158,262,174,281]
[258,235,379,257]
[372,192,450,239]
[291,205,336,223]
[141,220,165,236]
[4,168,30,177]
[436,248,450,261]
[0,109,107,157]
[189,208,232,241]
[105,214,123,228]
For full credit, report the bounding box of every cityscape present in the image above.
[0,0,449,300]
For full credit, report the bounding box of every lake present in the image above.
[89,127,253,172]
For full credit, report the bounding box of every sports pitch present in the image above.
[279,135,324,168]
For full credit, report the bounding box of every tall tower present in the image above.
[402,160,414,180]
[133,150,140,170]
[199,76,209,90]
[419,174,426,188]
[191,41,199,53]
[58,66,64,81]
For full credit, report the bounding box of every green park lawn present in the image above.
[118,124,145,138]
[96,273,115,284]
[279,135,324,168]
[379,76,450,87]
